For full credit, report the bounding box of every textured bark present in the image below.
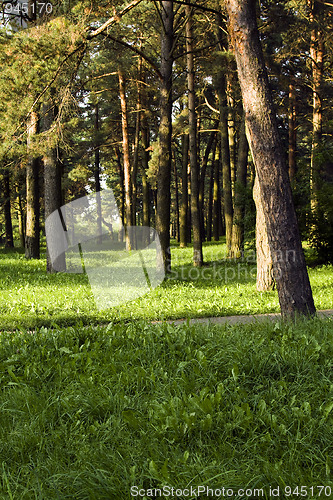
[17,186,26,248]
[231,115,248,258]
[3,170,14,248]
[43,101,65,273]
[118,69,134,249]
[156,1,173,273]
[25,110,40,259]
[225,0,315,318]
[186,5,203,266]
[114,145,125,226]
[253,175,274,291]
[173,158,180,242]
[180,133,189,248]
[288,83,297,184]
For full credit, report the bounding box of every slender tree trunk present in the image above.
[186,5,203,266]
[227,64,237,199]
[156,0,174,273]
[199,128,217,242]
[216,12,233,256]
[231,115,248,258]
[17,185,25,248]
[180,133,189,248]
[114,145,125,227]
[213,153,220,242]
[25,110,40,258]
[3,170,14,248]
[43,101,65,273]
[309,0,324,220]
[94,103,102,243]
[141,86,151,245]
[206,136,217,242]
[288,83,297,184]
[132,56,143,226]
[173,158,180,242]
[225,0,315,318]
[118,69,134,249]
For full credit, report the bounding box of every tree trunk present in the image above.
[17,185,25,248]
[309,0,324,220]
[225,0,315,318]
[288,82,297,184]
[132,56,143,227]
[173,157,180,242]
[3,170,14,248]
[213,153,220,242]
[25,110,40,259]
[141,89,151,246]
[231,115,248,258]
[206,136,218,242]
[199,127,217,242]
[43,101,65,273]
[114,145,125,227]
[156,0,174,274]
[118,69,134,249]
[186,5,203,266]
[180,133,189,248]
[253,175,274,291]
[94,103,102,244]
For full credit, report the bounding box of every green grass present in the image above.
[0,318,332,499]
[0,240,332,330]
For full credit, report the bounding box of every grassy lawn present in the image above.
[0,318,332,499]
[0,240,332,330]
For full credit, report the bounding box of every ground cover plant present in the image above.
[0,317,332,499]
[0,241,332,330]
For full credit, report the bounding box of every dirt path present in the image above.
[161,309,333,326]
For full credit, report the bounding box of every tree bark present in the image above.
[132,56,143,226]
[225,0,315,318]
[231,115,248,258]
[186,5,203,266]
[3,170,14,248]
[156,0,174,274]
[213,152,220,242]
[43,101,65,273]
[253,175,275,291]
[25,110,40,259]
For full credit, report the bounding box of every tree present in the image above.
[224,0,316,318]
[25,110,40,259]
[156,1,174,274]
[186,5,203,266]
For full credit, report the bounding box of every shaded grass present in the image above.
[0,317,332,498]
[0,240,332,329]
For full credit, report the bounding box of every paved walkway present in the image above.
[161,309,333,326]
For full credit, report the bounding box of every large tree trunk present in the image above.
[156,0,173,274]
[186,5,203,266]
[225,0,315,318]
[43,101,65,273]
[231,115,248,258]
[118,69,134,249]
[3,170,14,248]
[25,111,40,259]
[179,133,189,248]
[253,175,274,291]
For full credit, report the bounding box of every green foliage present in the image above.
[0,317,332,498]
[308,183,333,264]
